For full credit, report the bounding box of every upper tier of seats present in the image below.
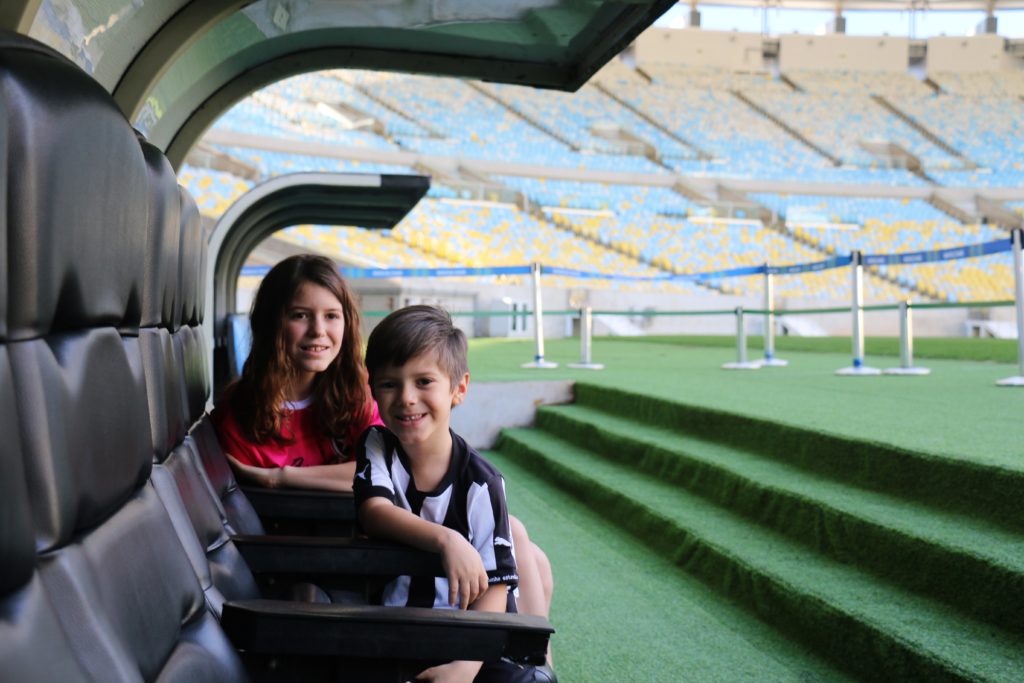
[180,64,1021,304]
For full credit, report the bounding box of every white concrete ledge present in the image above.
[452,380,574,450]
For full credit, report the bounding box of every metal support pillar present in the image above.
[884,301,930,375]
[723,306,762,370]
[521,263,558,369]
[568,307,604,370]
[837,251,881,375]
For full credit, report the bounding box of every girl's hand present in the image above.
[413,660,482,683]
[438,529,488,610]
[225,453,284,489]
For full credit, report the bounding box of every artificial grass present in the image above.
[569,382,1024,534]
[467,338,1024,471]
[495,427,1024,682]
[532,402,1024,633]
[485,449,854,683]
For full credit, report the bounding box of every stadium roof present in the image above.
[0,0,675,168]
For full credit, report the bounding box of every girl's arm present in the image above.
[225,454,355,492]
[275,460,355,492]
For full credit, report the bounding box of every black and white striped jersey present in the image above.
[354,425,519,610]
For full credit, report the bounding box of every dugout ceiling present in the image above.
[0,0,675,168]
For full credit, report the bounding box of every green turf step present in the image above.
[572,382,1024,534]
[484,450,855,683]
[494,428,1024,683]
[533,403,1024,634]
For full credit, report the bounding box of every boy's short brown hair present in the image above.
[365,305,468,385]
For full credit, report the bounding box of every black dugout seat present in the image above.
[0,29,551,682]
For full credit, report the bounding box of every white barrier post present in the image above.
[761,264,788,367]
[723,306,762,370]
[884,300,930,375]
[837,251,880,375]
[568,306,604,370]
[997,228,1024,386]
[521,262,558,369]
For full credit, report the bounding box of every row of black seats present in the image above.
[0,31,551,682]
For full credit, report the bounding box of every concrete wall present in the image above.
[779,34,909,72]
[926,34,1016,73]
[635,27,764,70]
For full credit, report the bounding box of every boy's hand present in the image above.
[438,528,488,609]
[413,659,482,683]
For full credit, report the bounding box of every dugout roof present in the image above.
[0,0,675,168]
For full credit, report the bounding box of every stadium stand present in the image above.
[178,166,254,218]
[210,145,414,177]
[496,176,698,215]
[392,199,667,283]
[928,70,1024,97]
[889,93,1024,187]
[783,69,934,97]
[743,89,960,169]
[180,59,1021,307]
[339,70,663,172]
[755,193,1012,300]
[278,224,457,269]
[481,82,695,160]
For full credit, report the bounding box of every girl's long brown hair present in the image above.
[230,254,370,444]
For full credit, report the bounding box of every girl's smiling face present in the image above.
[283,281,345,399]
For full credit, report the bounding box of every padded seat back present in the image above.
[0,30,245,682]
[0,349,91,681]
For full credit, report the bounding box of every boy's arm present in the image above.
[413,583,509,683]
[360,497,489,610]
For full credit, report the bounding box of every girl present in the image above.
[212,254,553,632]
[211,254,380,492]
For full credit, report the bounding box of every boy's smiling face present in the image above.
[371,351,469,458]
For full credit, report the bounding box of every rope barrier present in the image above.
[240,233,1020,377]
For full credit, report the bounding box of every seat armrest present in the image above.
[233,535,444,577]
[240,486,355,521]
[222,600,553,665]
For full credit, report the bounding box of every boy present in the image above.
[355,305,534,683]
